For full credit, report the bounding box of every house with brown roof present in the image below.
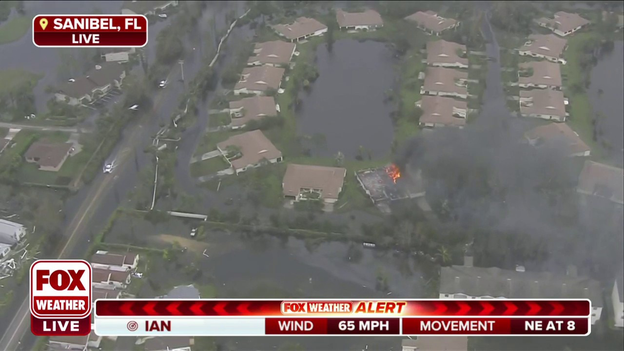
[519,89,567,121]
[216,130,282,175]
[405,10,459,35]
[282,164,347,211]
[248,41,297,67]
[518,34,568,65]
[144,337,194,351]
[92,268,132,290]
[525,123,590,157]
[577,160,624,207]
[536,11,590,37]
[24,142,73,172]
[272,17,328,42]
[91,250,139,272]
[518,60,562,90]
[56,62,126,105]
[336,9,383,30]
[402,336,468,351]
[49,335,89,351]
[420,67,469,99]
[416,96,468,129]
[233,66,285,96]
[229,96,278,129]
[426,39,468,68]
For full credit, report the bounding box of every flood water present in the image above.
[297,39,395,159]
[588,40,624,166]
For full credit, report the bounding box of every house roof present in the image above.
[403,336,468,351]
[144,337,193,351]
[336,9,383,28]
[405,11,458,33]
[217,130,282,170]
[49,334,89,346]
[234,66,285,92]
[122,0,176,14]
[518,60,562,87]
[577,160,624,205]
[519,89,566,118]
[92,268,130,283]
[418,96,467,127]
[0,219,23,245]
[536,11,590,34]
[58,76,99,99]
[164,284,201,299]
[525,123,589,155]
[24,142,72,169]
[93,288,121,301]
[92,251,137,267]
[519,34,567,59]
[422,67,468,96]
[440,265,603,307]
[229,96,277,128]
[85,62,125,87]
[426,39,468,66]
[282,164,347,200]
[248,41,296,65]
[272,17,327,40]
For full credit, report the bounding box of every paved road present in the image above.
[0,122,86,133]
[0,64,181,351]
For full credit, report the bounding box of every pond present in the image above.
[297,39,396,159]
[588,40,624,167]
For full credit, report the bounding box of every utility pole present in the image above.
[178,59,185,82]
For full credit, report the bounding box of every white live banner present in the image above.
[95,317,266,337]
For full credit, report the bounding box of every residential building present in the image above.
[336,9,384,30]
[518,34,568,64]
[49,335,89,351]
[426,40,468,68]
[0,243,11,259]
[272,17,327,42]
[144,337,194,351]
[24,142,73,172]
[122,0,179,15]
[577,160,624,207]
[519,89,567,121]
[405,11,459,35]
[91,250,139,271]
[216,130,282,175]
[416,95,467,128]
[524,123,590,157]
[163,284,201,299]
[421,67,468,99]
[282,164,347,211]
[92,288,121,306]
[518,61,562,90]
[536,11,590,37]
[233,66,285,95]
[56,62,126,105]
[92,268,132,290]
[440,257,604,325]
[612,271,624,328]
[229,96,278,129]
[247,41,297,67]
[102,47,136,63]
[401,336,468,351]
[0,219,26,245]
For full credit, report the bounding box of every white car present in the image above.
[159,80,167,88]
[129,104,139,111]
[158,14,167,18]
[103,163,113,174]
[190,228,198,237]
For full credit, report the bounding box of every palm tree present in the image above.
[437,246,451,265]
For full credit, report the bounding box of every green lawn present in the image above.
[0,69,43,96]
[39,131,69,143]
[0,16,31,45]
[395,47,425,145]
[17,162,59,184]
[193,130,237,158]
[190,156,228,177]
[208,112,231,128]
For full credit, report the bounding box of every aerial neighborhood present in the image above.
[0,1,623,350]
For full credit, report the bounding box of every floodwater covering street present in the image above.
[297,39,396,158]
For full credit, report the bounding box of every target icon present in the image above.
[127,320,139,332]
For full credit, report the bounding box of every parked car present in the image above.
[190,228,198,237]
[103,163,113,174]
[159,80,167,88]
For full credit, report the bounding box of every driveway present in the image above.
[189,149,221,163]
[0,122,84,133]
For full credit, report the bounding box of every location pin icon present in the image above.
[40,18,48,30]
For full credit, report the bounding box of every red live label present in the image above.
[30,260,92,318]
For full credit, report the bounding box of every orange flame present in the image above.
[386,164,401,183]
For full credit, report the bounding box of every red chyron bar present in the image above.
[95,299,591,317]
[33,15,148,47]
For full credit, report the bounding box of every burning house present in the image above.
[356,164,426,213]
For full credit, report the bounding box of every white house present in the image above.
[282,164,347,211]
[233,66,285,96]
[336,9,384,31]
[0,219,26,245]
[426,40,469,68]
[91,251,139,272]
[102,48,136,63]
[519,89,568,121]
[216,130,283,175]
[518,60,562,90]
[56,62,126,105]
[272,17,327,42]
[612,272,624,328]
[518,34,568,65]
[440,257,604,325]
[535,12,590,37]
[420,67,469,99]
[122,0,179,15]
